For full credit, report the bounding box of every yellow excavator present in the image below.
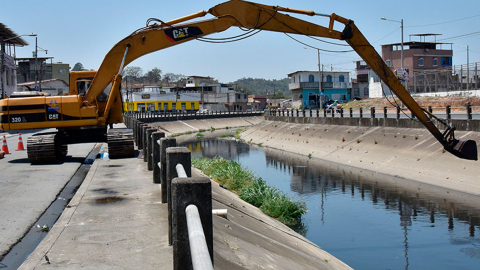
[0,0,477,163]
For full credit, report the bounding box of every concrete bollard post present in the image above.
[143,126,153,162]
[167,147,191,246]
[467,104,472,120]
[371,107,375,119]
[146,128,157,169]
[159,138,177,203]
[152,132,166,183]
[140,124,148,150]
[132,119,137,143]
[135,121,143,147]
[172,177,213,270]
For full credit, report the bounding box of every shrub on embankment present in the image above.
[192,156,307,226]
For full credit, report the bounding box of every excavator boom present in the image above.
[0,0,477,161]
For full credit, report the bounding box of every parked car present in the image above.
[196,109,210,114]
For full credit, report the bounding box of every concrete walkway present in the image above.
[19,148,172,269]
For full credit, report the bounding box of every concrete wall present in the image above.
[265,115,480,132]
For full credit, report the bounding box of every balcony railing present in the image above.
[289,81,352,90]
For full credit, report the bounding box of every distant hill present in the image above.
[231,77,291,98]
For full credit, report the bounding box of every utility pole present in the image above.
[34,36,38,91]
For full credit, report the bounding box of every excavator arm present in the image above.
[86,0,476,160]
[1,0,476,160]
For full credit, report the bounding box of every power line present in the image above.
[406,14,480,28]
[438,31,480,41]
[372,27,400,44]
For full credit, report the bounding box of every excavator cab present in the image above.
[76,79,93,96]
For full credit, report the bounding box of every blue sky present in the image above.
[2,0,479,83]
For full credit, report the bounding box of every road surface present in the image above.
[0,129,96,259]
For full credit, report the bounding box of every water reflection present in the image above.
[179,137,480,269]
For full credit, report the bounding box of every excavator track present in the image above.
[26,133,67,164]
[107,128,134,159]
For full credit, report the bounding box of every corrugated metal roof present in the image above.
[0,23,29,46]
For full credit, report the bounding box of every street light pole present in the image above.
[381,17,404,88]
[34,36,38,91]
[304,47,323,109]
[457,44,470,90]
[317,49,323,109]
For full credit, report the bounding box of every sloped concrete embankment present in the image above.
[149,116,264,136]
[240,120,480,201]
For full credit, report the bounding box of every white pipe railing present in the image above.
[175,163,188,178]
[186,205,214,270]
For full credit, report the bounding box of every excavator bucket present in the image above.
[444,138,478,161]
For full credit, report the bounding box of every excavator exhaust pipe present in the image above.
[444,138,478,161]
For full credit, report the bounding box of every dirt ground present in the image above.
[344,96,480,110]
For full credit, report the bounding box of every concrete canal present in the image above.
[178,134,480,270]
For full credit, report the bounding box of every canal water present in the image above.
[179,133,480,270]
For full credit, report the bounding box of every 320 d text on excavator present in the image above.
[0,0,477,163]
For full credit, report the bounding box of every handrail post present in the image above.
[159,138,177,202]
[172,177,212,270]
[396,106,401,119]
[370,107,375,119]
[383,107,387,118]
[467,104,472,120]
[146,128,157,167]
[446,105,451,120]
[166,147,191,245]
[359,107,363,118]
[152,132,165,183]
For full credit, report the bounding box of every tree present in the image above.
[123,66,143,86]
[72,62,84,71]
[123,66,143,79]
[144,67,162,84]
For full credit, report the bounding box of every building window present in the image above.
[353,88,360,96]
[58,69,67,74]
[363,87,368,96]
[441,57,452,66]
[339,75,345,83]
[326,75,332,82]
[308,74,314,82]
[433,58,438,66]
[293,76,296,83]
[299,75,301,82]
[418,57,424,66]
[386,60,392,67]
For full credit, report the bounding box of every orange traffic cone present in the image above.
[16,133,25,151]
[2,135,11,154]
